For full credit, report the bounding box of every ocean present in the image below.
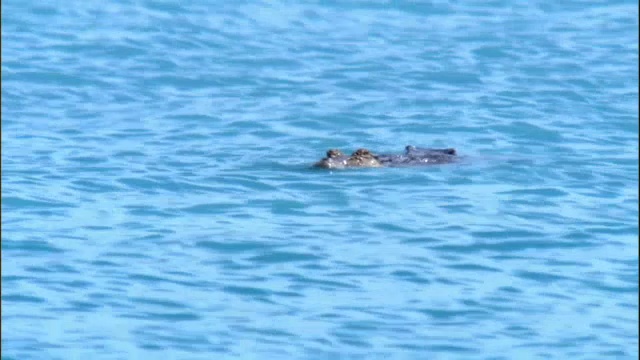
[2,0,638,359]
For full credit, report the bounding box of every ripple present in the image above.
[2,0,638,359]
[2,196,75,210]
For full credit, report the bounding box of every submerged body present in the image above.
[313,145,458,169]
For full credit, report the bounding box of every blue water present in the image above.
[2,0,638,359]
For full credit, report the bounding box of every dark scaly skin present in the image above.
[405,145,456,156]
[375,145,457,166]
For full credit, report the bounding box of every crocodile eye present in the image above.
[327,149,343,158]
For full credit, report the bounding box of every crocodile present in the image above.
[313,145,458,169]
